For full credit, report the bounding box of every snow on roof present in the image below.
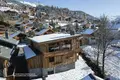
[0,7,19,13]
[58,23,68,27]
[23,45,36,59]
[82,29,94,35]
[17,43,27,48]
[33,56,93,80]
[35,29,49,35]
[19,1,37,7]
[112,23,120,30]
[9,31,21,38]
[30,33,71,43]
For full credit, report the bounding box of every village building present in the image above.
[80,29,96,45]
[26,33,82,78]
[0,21,9,36]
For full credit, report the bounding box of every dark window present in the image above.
[48,70,54,74]
[49,57,54,62]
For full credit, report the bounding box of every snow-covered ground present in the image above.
[0,77,5,80]
[34,56,93,80]
[82,40,120,79]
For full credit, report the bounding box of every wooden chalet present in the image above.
[80,29,96,45]
[27,33,82,78]
[0,21,9,36]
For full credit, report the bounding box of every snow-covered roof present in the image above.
[33,56,93,80]
[35,29,49,35]
[19,1,37,7]
[30,33,72,43]
[58,23,68,27]
[0,7,19,13]
[112,23,120,30]
[23,45,36,59]
[9,31,21,38]
[82,29,95,35]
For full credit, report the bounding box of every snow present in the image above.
[19,1,37,7]
[9,31,21,38]
[33,56,93,80]
[82,29,95,35]
[30,33,71,43]
[17,43,27,48]
[23,46,36,59]
[112,23,120,30]
[0,7,19,13]
[0,77,5,80]
[58,23,68,27]
[82,41,120,79]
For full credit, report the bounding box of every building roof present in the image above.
[0,37,19,48]
[0,7,19,13]
[9,31,21,38]
[112,23,120,30]
[35,29,50,35]
[82,29,95,35]
[0,45,12,59]
[23,45,36,59]
[30,33,73,43]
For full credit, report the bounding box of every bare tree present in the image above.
[95,15,116,78]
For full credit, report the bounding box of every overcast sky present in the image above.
[25,0,120,17]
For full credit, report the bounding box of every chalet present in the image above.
[0,38,18,77]
[4,10,18,20]
[0,21,9,36]
[80,29,96,45]
[27,33,82,78]
[35,28,54,36]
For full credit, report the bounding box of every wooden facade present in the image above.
[28,35,81,69]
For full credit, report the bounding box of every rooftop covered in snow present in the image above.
[29,33,81,43]
[82,29,95,35]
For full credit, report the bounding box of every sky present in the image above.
[24,0,120,18]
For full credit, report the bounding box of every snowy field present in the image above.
[82,40,120,80]
[34,56,93,80]
[0,77,5,80]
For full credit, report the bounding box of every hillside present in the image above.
[1,0,96,21]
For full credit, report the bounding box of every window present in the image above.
[60,40,71,50]
[49,42,60,52]
[49,57,54,62]
[48,70,54,74]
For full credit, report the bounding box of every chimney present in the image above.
[5,30,9,39]
[70,30,75,35]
